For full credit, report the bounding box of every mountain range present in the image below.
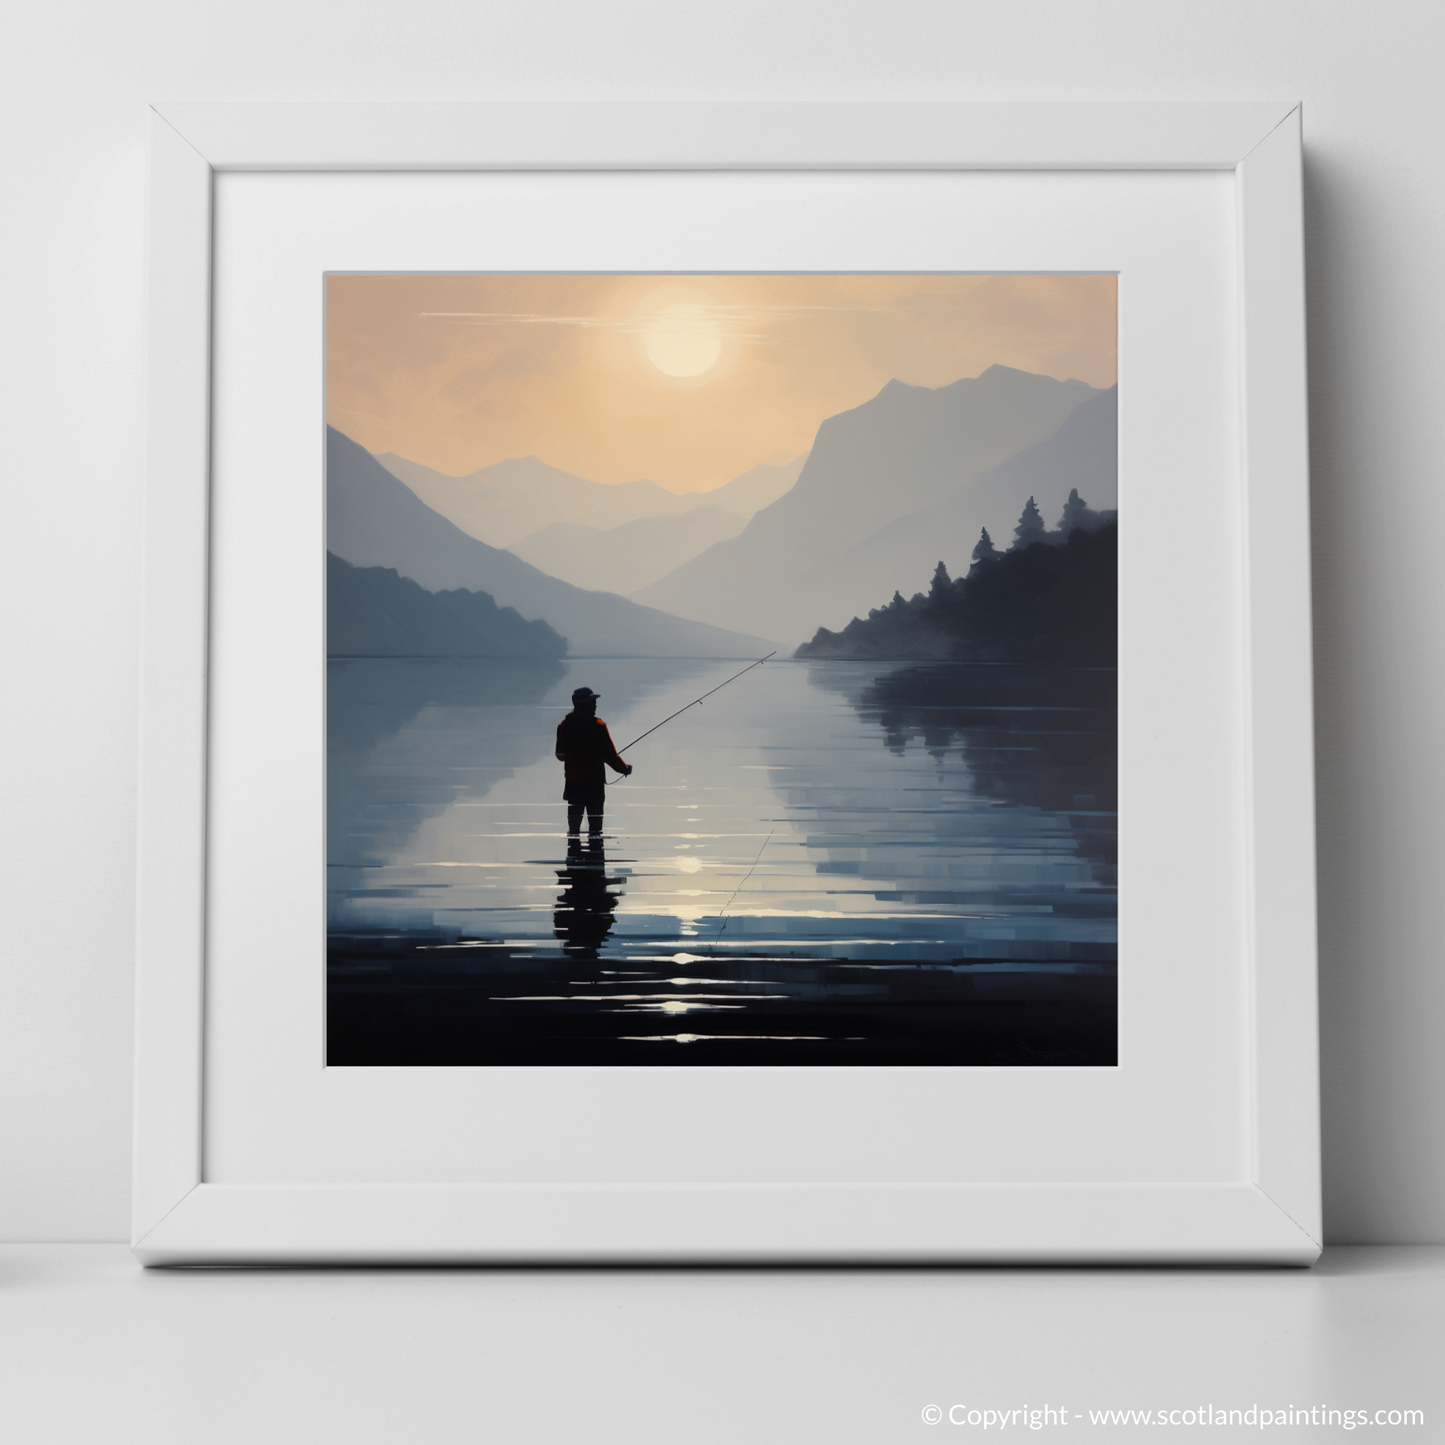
[375,451,805,550]
[326,428,775,657]
[337,363,1116,656]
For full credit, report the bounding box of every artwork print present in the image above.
[326,274,1117,1066]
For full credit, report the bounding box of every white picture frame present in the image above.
[135,102,1318,1264]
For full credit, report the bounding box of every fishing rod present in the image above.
[615,652,777,761]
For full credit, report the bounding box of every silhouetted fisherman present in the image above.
[555,686,631,837]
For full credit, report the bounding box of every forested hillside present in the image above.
[796,492,1116,664]
[327,552,568,658]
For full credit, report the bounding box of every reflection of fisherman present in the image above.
[555,686,632,837]
[554,836,621,960]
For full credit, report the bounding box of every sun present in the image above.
[642,303,722,378]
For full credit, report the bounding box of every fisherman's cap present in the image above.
[571,687,601,703]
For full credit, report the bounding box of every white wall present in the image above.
[2,0,1441,1243]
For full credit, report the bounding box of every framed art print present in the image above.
[135,103,1319,1263]
[323,271,1118,1068]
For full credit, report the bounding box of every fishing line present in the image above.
[614,652,776,763]
[712,828,773,945]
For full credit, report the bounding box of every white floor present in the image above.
[1,1245,1439,1443]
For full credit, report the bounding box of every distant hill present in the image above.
[508,505,747,593]
[326,552,567,658]
[374,450,806,550]
[693,456,807,518]
[327,427,775,657]
[375,453,690,548]
[631,366,1101,644]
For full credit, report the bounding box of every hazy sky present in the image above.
[326,274,1116,493]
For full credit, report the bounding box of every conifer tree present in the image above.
[971,527,998,565]
[929,560,952,601]
[1058,488,1096,536]
[1012,496,1046,550]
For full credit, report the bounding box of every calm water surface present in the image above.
[327,656,1116,1065]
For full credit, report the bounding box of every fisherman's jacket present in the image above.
[555,712,628,783]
